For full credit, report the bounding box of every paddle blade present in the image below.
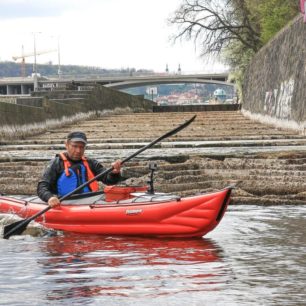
[3,219,30,239]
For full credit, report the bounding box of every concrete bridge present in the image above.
[104,76,232,90]
[0,73,230,95]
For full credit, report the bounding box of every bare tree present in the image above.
[169,0,262,57]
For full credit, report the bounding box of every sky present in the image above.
[0,0,226,74]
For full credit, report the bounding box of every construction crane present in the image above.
[12,45,57,77]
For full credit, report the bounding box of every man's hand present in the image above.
[111,160,122,174]
[48,196,60,208]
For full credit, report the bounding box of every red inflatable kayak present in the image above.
[0,186,232,238]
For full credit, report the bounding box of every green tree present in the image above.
[169,0,299,69]
[256,0,299,44]
[169,0,262,57]
[169,0,299,99]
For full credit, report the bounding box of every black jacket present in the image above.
[37,153,121,202]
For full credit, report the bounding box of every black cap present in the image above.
[67,131,87,144]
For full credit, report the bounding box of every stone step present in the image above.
[1,111,306,204]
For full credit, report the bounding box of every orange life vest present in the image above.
[59,152,99,192]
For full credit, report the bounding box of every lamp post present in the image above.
[32,32,41,91]
[49,34,62,79]
[33,32,37,90]
[57,35,62,79]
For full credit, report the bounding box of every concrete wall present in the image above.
[42,99,86,119]
[31,90,90,99]
[87,85,154,112]
[153,104,241,112]
[0,85,153,127]
[0,101,46,125]
[0,96,43,107]
[242,14,306,130]
[16,97,43,107]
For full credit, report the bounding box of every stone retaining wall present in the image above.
[0,102,46,125]
[87,85,154,112]
[42,99,86,119]
[0,85,153,127]
[16,97,43,107]
[31,90,90,99]
[243,14,306,131]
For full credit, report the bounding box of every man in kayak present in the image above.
[37,131,122,207]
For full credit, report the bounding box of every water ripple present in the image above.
[1,205,306,305]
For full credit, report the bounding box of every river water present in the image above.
[0,205,305,306]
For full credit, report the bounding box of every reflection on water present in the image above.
[39,236,227,303]
[1,205,306,306]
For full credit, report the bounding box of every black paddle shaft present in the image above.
[3,115,196,239]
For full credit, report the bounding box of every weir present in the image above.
[1,14,306,206]
[1,111,306,205]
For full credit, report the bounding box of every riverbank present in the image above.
[1,111,306,205]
